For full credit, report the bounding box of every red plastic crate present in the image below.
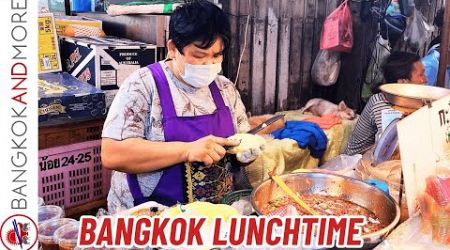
[38,140,111,208]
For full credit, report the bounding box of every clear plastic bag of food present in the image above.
[320,153,362,179]
[426,175,450,206]
[320,154,362,171]
[403,8,434,51]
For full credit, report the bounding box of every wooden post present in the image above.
[236,0,253,111]
[251,0,268,115]
[277,0,294,111]
[437,2,450,87]
[263,0,279,113]
[299,0,317,105]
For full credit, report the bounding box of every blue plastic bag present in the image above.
[422,44,440,86]
[71,0,93,12]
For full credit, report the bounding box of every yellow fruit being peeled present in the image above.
[227,133,266,154]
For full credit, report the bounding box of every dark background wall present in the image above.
[80,0,445,115]
[220,0,445,115]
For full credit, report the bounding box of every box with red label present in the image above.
[59,36,157,95]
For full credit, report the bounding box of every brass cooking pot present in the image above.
[251,172,401,249]
[380,83,450,109]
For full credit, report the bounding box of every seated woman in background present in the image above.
[344,51,427,156]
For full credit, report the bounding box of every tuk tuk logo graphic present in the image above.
[0,214,38,250]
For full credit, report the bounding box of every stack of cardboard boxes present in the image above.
[37,14,157,214]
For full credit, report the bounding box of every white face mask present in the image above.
[174,51,222,88]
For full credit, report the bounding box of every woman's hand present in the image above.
[184,135,240,165]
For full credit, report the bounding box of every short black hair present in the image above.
[371,51,421,93]
[169,0,231,53]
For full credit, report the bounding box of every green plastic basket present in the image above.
[221,189,253,205]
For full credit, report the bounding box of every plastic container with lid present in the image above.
[38,205,64,223]
[54,221,79,250]
[38,218,76,250]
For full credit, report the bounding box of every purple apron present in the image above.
[127,62,235,206]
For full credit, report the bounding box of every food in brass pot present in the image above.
[260,195,387,234]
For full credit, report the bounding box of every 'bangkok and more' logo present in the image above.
[0,214,38,250]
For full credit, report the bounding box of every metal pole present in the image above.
[437,0,450,87]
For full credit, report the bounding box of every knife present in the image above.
[247,114,285,134]
[191,114,285,163]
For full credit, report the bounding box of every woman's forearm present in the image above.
[101,137,188,174]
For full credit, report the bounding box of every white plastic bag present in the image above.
[311,50,341,86]
[320,154,362,179]
[403,8,434,50]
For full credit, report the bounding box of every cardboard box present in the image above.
[60,36,157,91]
[397,95,450,216]
[55,16,102,36]
[38,13,62,73]
[104,89,119,109]
[39,72,106,125]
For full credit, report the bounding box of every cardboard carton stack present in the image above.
[37,12,157,212]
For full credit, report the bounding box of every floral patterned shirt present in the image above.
[102,61,250,213]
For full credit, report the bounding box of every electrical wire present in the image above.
[234,0,251,85]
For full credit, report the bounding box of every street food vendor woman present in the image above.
[101,0,256,212]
